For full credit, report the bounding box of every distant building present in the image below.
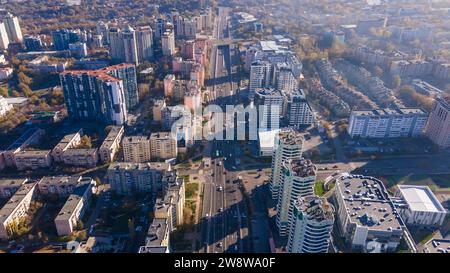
[347,108,428,138]
[425,97,450,148]
[395,185,447,227]
[99,126,124,163]
[150,132,178,160]
[69,42,88,59]
[0,182,37,239]
[411,79,443,97]
[152,100,166,122]
[3,13,23,43]
[334,174,405,253]
[136,26,154,63]
[249,60,272,97]
[122,136,152,163]
[108,26,139,65]
[287,196,334,253]
[0,22,9,50]
[356,17,387,36]
[162,29,175,56]
[54,179,94,236]
[107,162,169,196]
[23,35,44,51]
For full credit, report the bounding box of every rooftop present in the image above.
[108,162,169,172]
[145,218,168,247]
[335,174,405,232]
[278,129,304,146]
[0,178,27,189]
[53,129,82,151]
[397,185,446,213]
[423,239,450,253]
[285,158,316,178]
[295,195,334,222]
[55,182,93,221]
[63,148,98,156]
[100,126,124,150]
[352,108,427,117]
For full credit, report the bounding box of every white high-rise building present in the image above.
[0,22,9,50]
[347,108,428,138]
[425,96,450,148]
[136,26,154,63]
[284,89,315,128]
[162,29,175,56]
[249,60,272,97]
[3,13,22,43]
[276,158,316,236]
[275,63,298,93]
[269,129,303,200]
[287,196,334,253]
[254,88,284,130]
[108,27,125,62]
[122,26,139,65]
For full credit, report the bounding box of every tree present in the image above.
[0,86,8,97]
[78,135,93,149]
[374,66,383,77]
[17,72,32,85]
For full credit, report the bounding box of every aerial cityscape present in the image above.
[1,0,450,257]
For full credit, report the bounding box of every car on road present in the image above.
[218,186,223,191]
[218,208,223,212]
[217,242,223,247]
[206,213,209,217]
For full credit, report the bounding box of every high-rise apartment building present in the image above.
[162,29,175,56]
[0,23,10,50]
[100,63,139,109]
[269,129,303,200]
[108,26,139,65]
[3,13,22,43]
[274,63,298,93]
[347,108,428,138]
[285,89,315,128]
[60,69,128,125]
[249,60,272,97]
[150,132,178,160]
[136,26,154,62]
[287,196,334,253]
[425,96,450,148]
[122,136,152,163]
[276,158,316,236]
[255,88,284,130]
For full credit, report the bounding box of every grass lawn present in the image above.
[381,174,450,191]
[185,183,199,199]
[314,181,325,196]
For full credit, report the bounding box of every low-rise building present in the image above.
[394,185,447,227]
[0,182,37,239]
[52,129,83,162]
[62,148,99,167]
[99,126,124,163]
[54,179,94,236]
[0,178,27,199]
[139,217,170,253]
[14,150,52,171]
[37,176,83,199]
[334,174,405,253]
[3,128,44,167]
[122,135,152,163]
